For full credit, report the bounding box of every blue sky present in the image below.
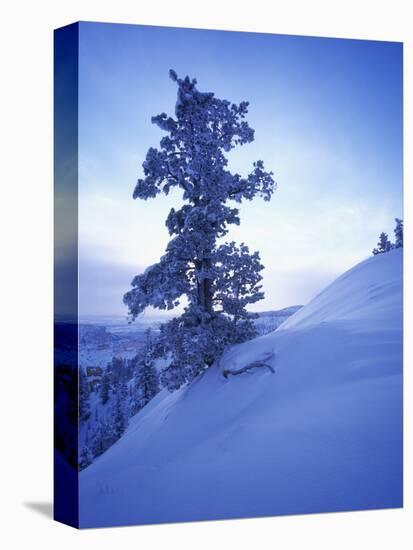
[77,22,403,317]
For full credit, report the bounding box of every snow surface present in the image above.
[79,249,403,527]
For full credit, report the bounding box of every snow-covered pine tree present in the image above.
[130,374,142,416]
[90,421,105,458]
[79,366,90,421]
[124,71,276,390]
[99,370,111,405]
[128,329,159,413]
[79,445,93,470]
[372,232,393,255]
[112,393,126,439]
[108,356,125,387]
[394,218,403,248]
[118,371,129,419]
[138,359,160,408]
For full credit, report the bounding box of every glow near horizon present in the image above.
[77,23,403,318]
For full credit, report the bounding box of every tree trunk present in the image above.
[203,257,213,314]
[196,258,213,315]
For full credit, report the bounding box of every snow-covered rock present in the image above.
[79,249,403,527]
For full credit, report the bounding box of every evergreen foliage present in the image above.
[99,370,111,405]
[79,366,91,421]
[372,232,393,255]
[394,218,403,248]
[372,219,403,256]
[79,331,161,469]
[124,71,276,389]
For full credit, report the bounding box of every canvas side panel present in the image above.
[54,22,79,529]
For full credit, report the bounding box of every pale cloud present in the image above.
[76,26,402,316]
[78,142,400,314]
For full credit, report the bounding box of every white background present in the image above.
[1,1,411,548]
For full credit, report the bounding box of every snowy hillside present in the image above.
[79,249,403,527]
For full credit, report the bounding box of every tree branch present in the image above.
[222,352,275,378]
[166,163,191,195]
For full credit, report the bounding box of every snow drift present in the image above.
[79,249,403,527]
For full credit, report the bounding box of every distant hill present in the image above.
[254,305,303,335]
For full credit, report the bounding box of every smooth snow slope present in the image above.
[79,250,403,527]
